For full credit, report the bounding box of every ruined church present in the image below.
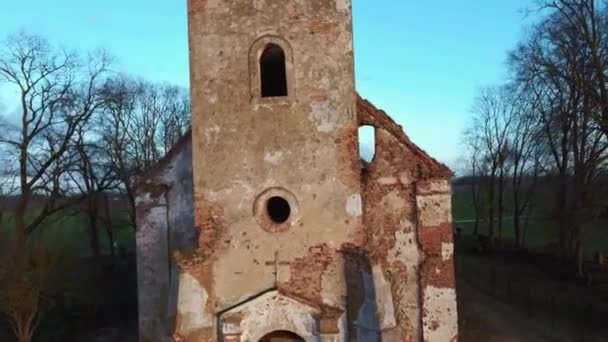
[135,0,458,341]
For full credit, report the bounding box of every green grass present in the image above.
[451,184,608,258]
[0,213,135,256]
[459,219,608,257]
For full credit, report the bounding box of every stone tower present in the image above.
[182,0,361,340]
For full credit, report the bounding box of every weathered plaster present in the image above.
[442,242,454,262]
[176,273,213,334]
[345,193,362,217]
[422,286,458,342]
[371,265,396,329]
[417,193,453,226]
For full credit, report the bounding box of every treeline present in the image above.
[462,0,608,276]
[0,32,191,254]
[0,32,190,342]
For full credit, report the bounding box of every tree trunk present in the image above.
[497,165,505,242]
[513,215,521,248]
[512,174,521,248]
[87,195,101,261]
[471,178,481,236]
[14,189,31,250]
[488,169,497,249]
[557,172,570,264]
[576,239,584,279]
[103,194,116,259]
[88,213,100,260]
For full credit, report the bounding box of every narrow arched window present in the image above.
[358,125,376,162]
[260,43,288,97]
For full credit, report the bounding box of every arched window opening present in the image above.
[259,330,304,342]
[358,126,376,162]
[260,43,288,97]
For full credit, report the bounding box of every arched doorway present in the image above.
[258,330,304,342]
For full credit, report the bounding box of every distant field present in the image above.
[451,183,608,258]
[0,213,135,256]
[454,219,608,259]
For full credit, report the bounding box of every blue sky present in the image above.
[0,0,535,169]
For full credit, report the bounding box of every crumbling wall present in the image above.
[361,126,424,342]
[358,98,458,342]
[135,134,196,342]
[136,185,170,342]
[416,179,458,342]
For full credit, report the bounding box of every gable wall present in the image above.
[136,139,196,342]
[358,100,458,341]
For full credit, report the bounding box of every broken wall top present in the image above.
[137,95,452,190]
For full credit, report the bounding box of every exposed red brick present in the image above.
[281,244,334,305]
[420,256,456,289]
[417,223,453,255]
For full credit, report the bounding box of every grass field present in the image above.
[454,219,608,259]
[0,213,135,256]
[451,184,608,258]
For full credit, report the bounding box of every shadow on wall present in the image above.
[345,251,382,341]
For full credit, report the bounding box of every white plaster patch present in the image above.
[421,179,450,194]
[399,175,412,184]
[176,273,213,334]
[422,286,458,342]
[321,258,345,309]
[207,0,222,8]
[135,192,166,207]
[336,0,350,11]
[345,193,362,217]
[337,312,348,342]
[204,125,221,144]
[371,265,397,329]
[264,151,284,165]
[319,76,331,89]
[308,101,338,133]
[377,177,398,185]
[383,191,406,212]
[388,229,419,265]
[253,0,266,10]
[416,193,453,226]
[386,227,422,341]
[442,242,454,261]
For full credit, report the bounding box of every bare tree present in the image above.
[538,0,608,137]
[462,124,490,235]
[504,88,544,247]
[100,76,190,230]
[67,125,120,260]
[471,87,515,245]
[0,33,112,248]
[0,243,63,342]
[510,2,608,275]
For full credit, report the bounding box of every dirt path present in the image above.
[457,279,601,342]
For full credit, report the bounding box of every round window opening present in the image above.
[267,196,291,223]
